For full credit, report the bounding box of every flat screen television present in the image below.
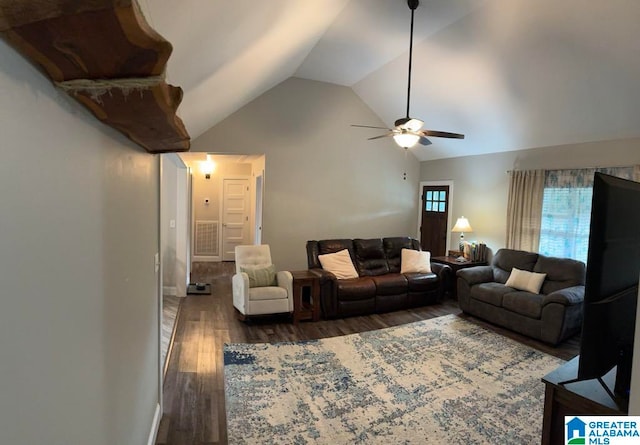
[576,172,640,406]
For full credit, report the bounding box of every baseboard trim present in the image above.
[146,403,161,445]
[163,286,177,296]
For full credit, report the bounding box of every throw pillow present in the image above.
[505,267,547,294]
[318,249,359,279]
[400,248,432,274]
[240,264,277,288]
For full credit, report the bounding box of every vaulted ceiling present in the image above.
[141,0,640,161]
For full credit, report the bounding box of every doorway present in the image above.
[418,181,453,256]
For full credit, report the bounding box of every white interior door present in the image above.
[222,178,250,261]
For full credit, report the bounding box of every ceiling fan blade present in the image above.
[419,136,432,146]
[367,133,394,140]
[422,130,465,139]
[351,124,392,130]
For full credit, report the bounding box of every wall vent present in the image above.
[194,220,219,256]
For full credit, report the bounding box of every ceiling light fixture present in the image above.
[393,131,420,148]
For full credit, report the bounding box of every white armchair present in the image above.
[232,244,293,319]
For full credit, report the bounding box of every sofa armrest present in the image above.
[277,271,294,312]
[308,268,339,318]
[456,265,494,286]
[232,272,250,314]
[430,262,449,277]
[430,262,453,296]
[543,285,585,306]
[308,267,337,283]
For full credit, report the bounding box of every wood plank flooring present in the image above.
[155,262,580,445]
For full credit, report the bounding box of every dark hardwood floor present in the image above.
[155,262,580,445]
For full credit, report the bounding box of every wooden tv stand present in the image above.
[541,356,627,445]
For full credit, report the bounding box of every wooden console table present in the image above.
[541,356,627,445]
[431,256,487,298]
[290,270,321,323]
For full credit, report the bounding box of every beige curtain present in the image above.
[505,170,545,251]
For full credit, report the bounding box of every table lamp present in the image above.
[452,216,473,254]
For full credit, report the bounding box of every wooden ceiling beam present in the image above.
[0,0,190,153]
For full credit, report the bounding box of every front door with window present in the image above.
[420,185,449,255]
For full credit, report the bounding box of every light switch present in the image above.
[169,219,176,228]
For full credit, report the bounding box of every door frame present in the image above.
[416,180,455,254]
[254,172,264,245]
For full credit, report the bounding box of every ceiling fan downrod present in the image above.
[405,0,419,119]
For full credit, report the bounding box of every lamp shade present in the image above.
[393,132,420,148]
[452,216,472,233]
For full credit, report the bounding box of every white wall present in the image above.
[0,41,160,445]
[192,77,421,270]
[420,138,640,254]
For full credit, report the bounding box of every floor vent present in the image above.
[194,220,219,256]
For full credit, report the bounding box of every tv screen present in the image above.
[578,172,640,400]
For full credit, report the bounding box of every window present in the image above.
[538,167,635,263]
[425,190,447,213]
[538,187,592,263]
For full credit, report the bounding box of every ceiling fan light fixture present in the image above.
[393,131,420,148]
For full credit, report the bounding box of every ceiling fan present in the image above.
[352,0,464,149]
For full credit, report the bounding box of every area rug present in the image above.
[224,315,564,444]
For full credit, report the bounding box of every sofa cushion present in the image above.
[383,237,416,273]
[336,277,376,301]
[318,249,359,279]
[404,272,440,292]
[354,238,390,276]
[248,286,288,301]
[491,249,539,283]
[471,282,513,307]
[534,254,586,294]
[505,268,546,294]
[503,291,544,318]
[400,249,432,274]
[371,273,408,296]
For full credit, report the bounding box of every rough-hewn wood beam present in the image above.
[0,0,190,153]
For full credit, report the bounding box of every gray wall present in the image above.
[420,137,640,254]
[0,41,160,444]
[192,77,421,270]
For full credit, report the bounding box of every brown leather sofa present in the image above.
[306,237,452,318]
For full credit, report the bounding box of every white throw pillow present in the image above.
[400,248,432,274]
[505,267,547,294]
[318,249,359,279]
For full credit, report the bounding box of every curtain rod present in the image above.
[506,164,637,174]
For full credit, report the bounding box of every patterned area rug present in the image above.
[224,315,564,444]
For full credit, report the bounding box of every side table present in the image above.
[290,270,321,323]
[431,256,487,298]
